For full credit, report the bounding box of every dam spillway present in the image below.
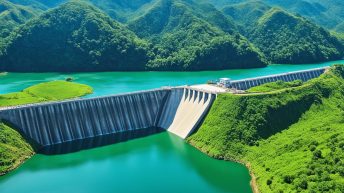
[0,88,216,146]
[157,88,216,139]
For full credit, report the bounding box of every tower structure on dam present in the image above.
[0,88,215,146]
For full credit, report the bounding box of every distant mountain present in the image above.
[128,0,266,70]
[249,8,343,63]
[7,0,66,9]
[222,1,270,32]
[208,0,344,33]
[84,0,155,22]
[0,1,151,72]
[0,0,39,38]
[0,0,343,72]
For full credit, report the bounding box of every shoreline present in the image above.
[187,141,260,193]
[2,137,261,193]
[0,153,35,176]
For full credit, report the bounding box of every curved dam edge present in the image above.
[0,87,216,147]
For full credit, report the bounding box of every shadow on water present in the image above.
[0,131,252,193]
[39,127,164,155]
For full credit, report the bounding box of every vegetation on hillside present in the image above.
[0,1,151,72]
[188,65,344,192]
[0,0,343,71]
[209,0,344,33]
[0,123,34,175]
[0,0,269,72]
[221,2,344,64]
[128,0,267,70]
[250,8,343,64]
[0,80,93,175]
[0,0,39,38]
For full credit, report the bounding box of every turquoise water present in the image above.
[0,60,343,193]
[0,60,342,97]
[0,132,252,193]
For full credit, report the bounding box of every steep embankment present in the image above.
[0,80,93,175]
[188,65,344,193]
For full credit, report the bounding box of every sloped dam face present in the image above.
[0,88,215,149]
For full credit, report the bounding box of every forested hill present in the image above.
[127,0,266,70]
[0,0,267,72]
[207,0,344,33]
[0,0,40,38]
[0,1,151,72]
[222,3,344,64]
[251,8,343,64]
[0,0,343,72]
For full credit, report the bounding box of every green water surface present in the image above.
[0,132,252,193]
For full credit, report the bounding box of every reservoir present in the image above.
[0,60,343,193]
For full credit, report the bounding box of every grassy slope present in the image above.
[0,80,93,107]
[0,123,34,175]
[0,80,93,175]
[188,65,344,193]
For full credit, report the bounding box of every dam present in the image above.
[223,67,328,90]
[0,87,215,146]
[0,67,327,148]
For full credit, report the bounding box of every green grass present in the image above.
[0,80,93,175]
[0,123,34,175]
[0,80,93,107]
[247,80,303,93]
[188,65,344,193]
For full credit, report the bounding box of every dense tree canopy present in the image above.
[0,1,151,72]
[129,0,266,70]
[0,0,39,38]
[221,2,344,64]
[207,0,344,33]
[0,0,343,72]
[250,8,344,64]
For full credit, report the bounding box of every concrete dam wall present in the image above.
[230,67,327,90]
[0,88,215,146]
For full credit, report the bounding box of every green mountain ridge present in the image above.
[0,0,343,71]
[0,0,269,71]
[250,8,344,63]
[0,0,39,38]
[127,0,266,70]
[0,1,151,72]
[221,2,344,64]
[208,0,344,33]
